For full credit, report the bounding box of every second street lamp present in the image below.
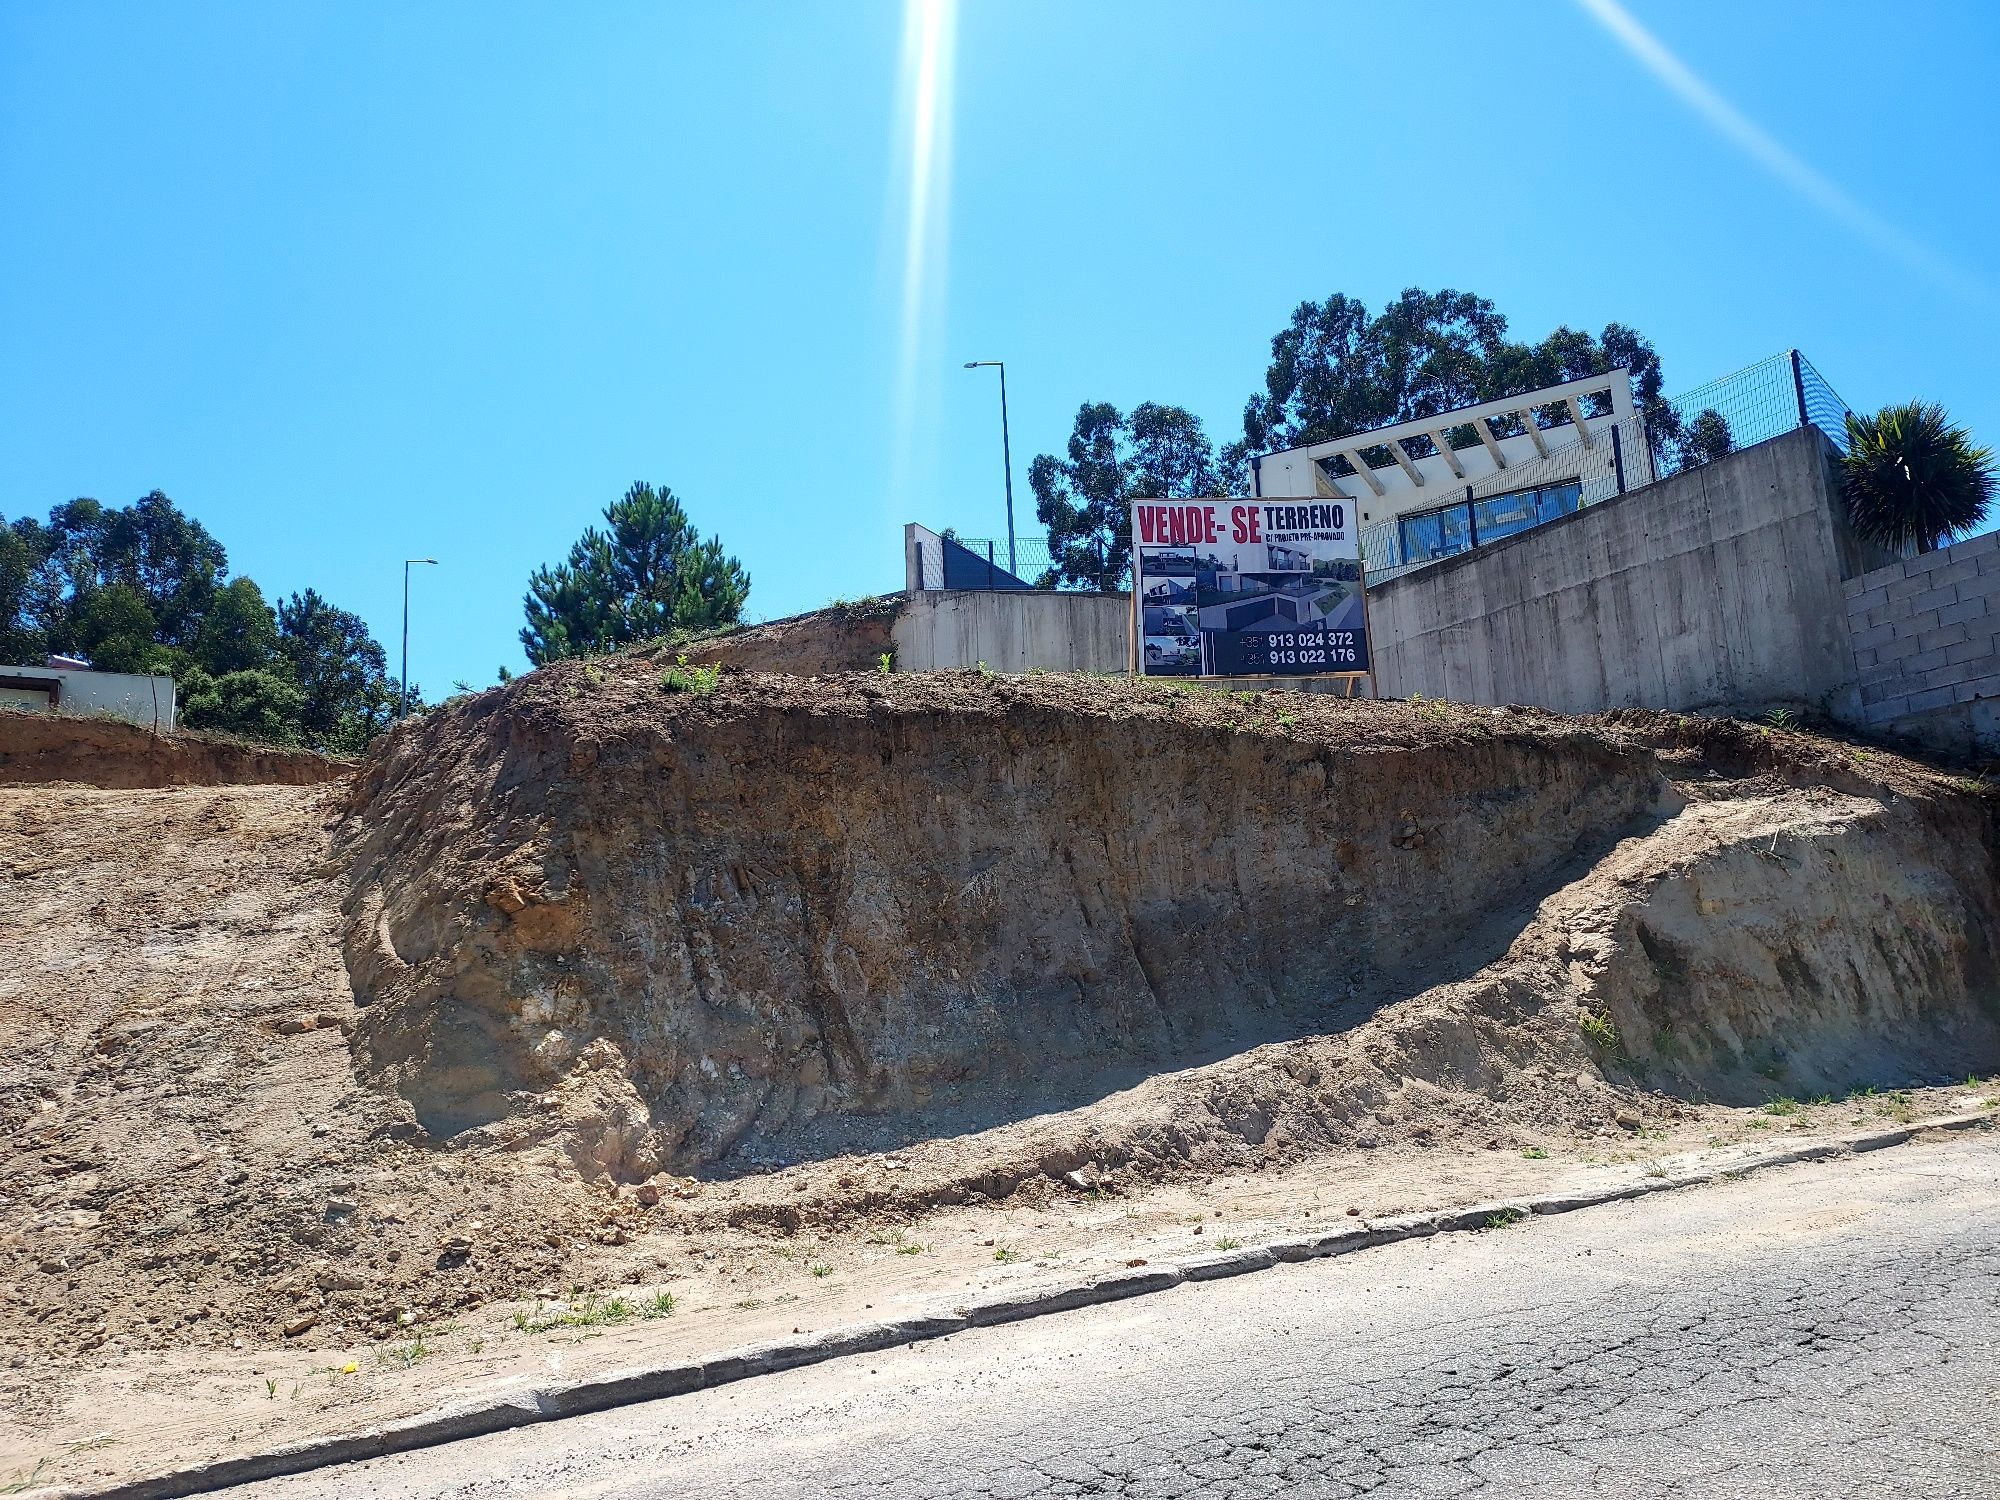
[963,360,1016,579]
[401,557,438,720]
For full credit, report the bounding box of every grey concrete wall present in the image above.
[1841,530,2000,755]
[890,589,1129,673]
[1366,427,1858,715]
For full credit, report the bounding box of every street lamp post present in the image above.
[401,558,438,719]
[963,360,1016,579]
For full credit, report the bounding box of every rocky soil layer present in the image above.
[0,709,346,788]
[338,665,2000,1196]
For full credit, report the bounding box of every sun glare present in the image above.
[887,0,958,507]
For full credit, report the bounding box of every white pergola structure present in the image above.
[1247,369,1653,524]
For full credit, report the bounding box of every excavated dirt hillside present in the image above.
[338,662,2000,1193]
[0,710,345,788]
[5,666,1999,1440]
[667,596,902,676]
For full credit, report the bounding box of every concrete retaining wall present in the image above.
[1365,428,1858,715]
[890,589,1128,673]
[1841,531,2000,755]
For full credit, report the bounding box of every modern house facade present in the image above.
[1247,370,1654,582]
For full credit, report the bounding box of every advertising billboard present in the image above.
[1130,499,1368,679]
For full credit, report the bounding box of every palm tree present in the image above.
[1840,402,1996,552]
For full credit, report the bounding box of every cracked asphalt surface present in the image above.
[239,1132,2000,1498]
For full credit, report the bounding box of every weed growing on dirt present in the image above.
[1214,1236,1243,1250]
[976,661,995,679]
[1521,1146,1549,1159]
[264,1378,277,1399]
[877,652,894,674]
[895,1242,925,1256]
[383,1335,431,1369]
[992,1245,1024,1263]
[1644,1165,1669,1179]
[0,1460,48,1495]
[808,1261,833,1278]
[515,1289,651,1333]
[1877,1091,1916,1123]
[1577,1008,1618,1050]
[1762,707,1798,730]
[1762,1097,1800,1116]
[640,1291,676,1318]
[1484,1209,1525,1230]
[661,654,722,696]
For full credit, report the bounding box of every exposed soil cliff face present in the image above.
[336,664,2000,1186]
[668,597,902,676]
[0,710,346,788]
[1561,789,2000,1102]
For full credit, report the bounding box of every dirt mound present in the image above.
[335,664,2000,1197]
[0,709,346,788]
[664,596,903,676]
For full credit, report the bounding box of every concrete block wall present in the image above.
[1842,530,2000,742]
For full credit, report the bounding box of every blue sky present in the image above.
[3,1,1995,692]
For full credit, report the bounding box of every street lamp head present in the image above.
[407,557,438,565]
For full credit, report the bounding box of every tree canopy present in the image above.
[2,490,399,751]
[521,482,750,665]
[1226,287,1710,478]
[1030,402,1221,591]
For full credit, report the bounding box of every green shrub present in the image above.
[661,653,722,695]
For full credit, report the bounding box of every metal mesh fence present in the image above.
[937,535,1061,585]
[1796,352,1852,452]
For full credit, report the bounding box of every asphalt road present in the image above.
[239,1132,2000,1499]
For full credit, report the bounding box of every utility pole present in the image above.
[401,558,438,719]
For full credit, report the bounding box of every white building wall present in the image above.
[0,666,177,731]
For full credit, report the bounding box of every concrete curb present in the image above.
[36,1108,1994,1500]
